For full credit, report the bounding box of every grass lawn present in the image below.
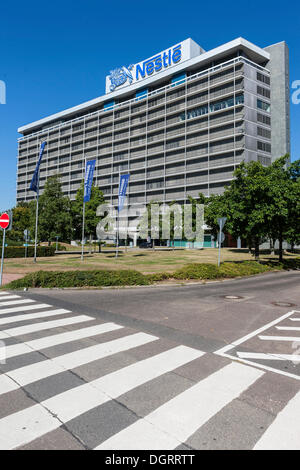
[3,248,300,276]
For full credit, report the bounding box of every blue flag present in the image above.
[84,159,96,202]
[29,141,47,193]
[118,174,130,212]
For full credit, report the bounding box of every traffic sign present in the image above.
[217,218,227,268]
[218,217,227,231]
[0,213,10,230]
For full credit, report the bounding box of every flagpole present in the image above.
[115,209,119,258]
[30,141,46,264]
[81,201,85,261]
[33,170,40,263]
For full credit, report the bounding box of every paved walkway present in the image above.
[1,274,23,286]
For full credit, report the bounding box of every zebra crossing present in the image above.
[0,290,299,450]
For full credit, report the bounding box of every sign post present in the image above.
[0,212,10,286]
[217,217,227,267]
[116,174,130,258]
[24,229,30,258]
[81,159,96,261]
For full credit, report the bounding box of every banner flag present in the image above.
[29,141,47,193]
[83,159,96,202]
[118,173,130,212]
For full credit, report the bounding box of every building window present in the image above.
[257,126,271,139]
[257,99,270,113]
[257,85,270,99]
[180,94,244,121]
[135,88,148,101]
[257,113,271,125]
[257,141,271,153]
[257,72,270,85]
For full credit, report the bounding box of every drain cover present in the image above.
[223,295,244,300]
[272,301,296,308]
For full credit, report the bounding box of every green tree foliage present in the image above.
[30,175,72,244]
[0,202,31,243]
[191,155,300,262]
[71,182,106,241]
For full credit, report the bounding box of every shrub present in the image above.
[51,243,67,251]
[172,263,221,280]
[5,259,300,289]
[7,269,151,289]
[147,272,170,282]
[4,246,56,258]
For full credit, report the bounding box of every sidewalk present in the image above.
[1,273,24,286]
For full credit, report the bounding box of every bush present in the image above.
[147,272,170,282]
[7,269,151,288]
[5,259,300,289]
[173,263,221,280]
[172,261,272,281]
[4,246,56,258]
[51,242,67,251]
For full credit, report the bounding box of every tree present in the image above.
[284,160,300,251]
[71,182,106,246]
[0,202,31,243]
[222,160,273,260]
[31,174,72,244]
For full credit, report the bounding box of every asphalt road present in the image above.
[20,270,300,351]
[0,270,299,450]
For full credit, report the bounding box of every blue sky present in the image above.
[1,0,300,211]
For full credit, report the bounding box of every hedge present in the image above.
[3,246,56,258]
[7,269,151,288]
[5,259,300,289]
[172,261,271,280]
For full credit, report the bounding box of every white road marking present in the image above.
[237,352,300,361]
[0,299,35,308]
[0,315,93,340]
[95,362,264,450]
[216,310,300,380]
[259,335,300,342]
[254,391,300,450]
[0,332,158,395]
[0,309,70,326]
[289,318,300,322]
[215,310,297,355]
[4,322,123,360]
[0,304,51,316]
[0,345,204,449]
[0,295,21,301]
[0,292,10,296]
[276,326,300,331]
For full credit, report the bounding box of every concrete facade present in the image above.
[16,37,290,207]
[264,42,290,161]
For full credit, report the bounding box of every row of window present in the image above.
[180,94,244,121]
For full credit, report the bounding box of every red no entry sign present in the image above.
[0,213,10,230]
